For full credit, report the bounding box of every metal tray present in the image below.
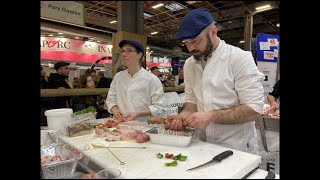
[146,127,194,147]
[41,144,83,179]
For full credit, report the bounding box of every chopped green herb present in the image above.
[165,160,178,167]
[156,153,163,159]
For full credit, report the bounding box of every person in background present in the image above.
[96,71,104,84]
[150,66,165,86]
[178,68,184,85]
[96,72,112,118]
[72,77,80,89]
[72,74,98,112]
[164,75,176,87]
[150,66,161,77]
[166,8,264,154]
[106,40,166,122]
[267,80,280,114]
[40,65,49,126]
[47,61,71,109]
[40,66,48,89]
[85,69,97,85]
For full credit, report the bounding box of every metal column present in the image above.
[244,15,253,51]
[111,1,146,76]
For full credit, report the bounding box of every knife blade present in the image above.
[265,171,275,179]
[186,150,233,171]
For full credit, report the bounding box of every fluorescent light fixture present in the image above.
[164,2,185,11]
[48,34,53,37]
[74,36,80,39]
[146,46,150,50]
[186,1,197,4]
[97,40,101,43]
[239,40,245,43]
[144,12,153,18]
[58,32,64,35]
[151,32,158,35]
[276,23,280,27]
[90,37,94,40]
[152,3,164,9]
[110,20,117,24]
[255,4,271,10]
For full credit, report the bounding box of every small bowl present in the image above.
[95,168,121,179]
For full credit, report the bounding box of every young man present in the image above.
[166,8,265,154]
[47,61,71,109]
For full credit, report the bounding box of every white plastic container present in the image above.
[45,108,73,130]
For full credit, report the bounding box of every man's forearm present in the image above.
[209,104,260,124]
[137,109,151,117]
[267,95,276,105]
[180,102,197,114]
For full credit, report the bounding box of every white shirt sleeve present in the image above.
[184,60,197,105]
[233,51,265,114]
[148,77,166,117]
[105,75,118,114]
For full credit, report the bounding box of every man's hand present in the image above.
[165,112,191,131]
[270,102,279,111]
[123,112,140,121]
[183,111,214,129]
[111,107,124,121]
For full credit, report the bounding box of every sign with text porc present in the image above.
[41,1,84,26]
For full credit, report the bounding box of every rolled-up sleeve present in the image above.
[148,77,166,117]
[184,61,197,104]
[105,76,118,114]
[233,51,265,114]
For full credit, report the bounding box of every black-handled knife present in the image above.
[186,150,233,171]
[265,171,275,179]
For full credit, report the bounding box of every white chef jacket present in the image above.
[184,39,265,154]
[106,68,166,119]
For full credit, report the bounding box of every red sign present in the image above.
[146,62,172,68]
[41,37,112,64]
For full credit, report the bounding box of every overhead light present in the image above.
[164,2,185,11]
[97,40,101,43]
[276,23,280,27]
[227,20,232,24]
[186,1,197,4]
[48,34,53,37]
[74,36,80,39]
[110,20,117,24]
[239,40,245,43]
[58,32,64,35]
[255,4,271,11]
[144,12,153,18]
[152,3,164,9]
[150,51,153,53]
[151,32,158,35]
[182,40,185,43]
[146,46,150,50]
[90,37,94,40]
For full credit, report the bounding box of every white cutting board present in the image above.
[60,134,261,179]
